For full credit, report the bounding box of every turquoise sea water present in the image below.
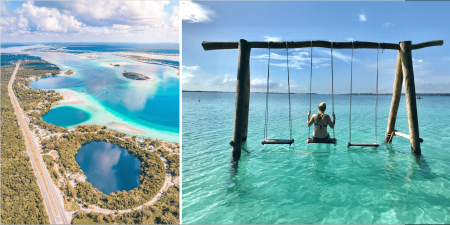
[42,106,90,127]
[182,92,450,224]
[75,141,141,195]
[2,45,179,142]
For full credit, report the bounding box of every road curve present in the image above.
[8,62,71,224]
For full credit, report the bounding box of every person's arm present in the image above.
[327,112,336,129]
[307,111,314,127]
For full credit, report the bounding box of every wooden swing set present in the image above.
[202,39,443,162]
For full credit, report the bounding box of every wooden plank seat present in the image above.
[346,142,379,147]
[261,139,294,145]
[306,137,337,145]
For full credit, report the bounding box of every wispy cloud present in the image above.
[252,50,329,70]
[264,36,281,42]
[382,22,393,28]
[1,1,178,41]
[182,65,307,93]
[346,38,355,41]
[181,1,215,23]
[358,13,366,22]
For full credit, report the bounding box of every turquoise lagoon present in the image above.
[3,45,179,142]
[41,106,90,127]
[182,92,450,224]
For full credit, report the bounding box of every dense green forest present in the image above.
[41,132,166,210]
[71,186,179,224]
[12,58,67,133]
[1,54,50,224]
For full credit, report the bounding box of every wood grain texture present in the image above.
[261,139,295,145]
[202,40,443,51]
[400,41,421,154]
[385,51,404,144]
[231,39,250,163]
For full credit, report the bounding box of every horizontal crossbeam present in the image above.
[202,40,443,51]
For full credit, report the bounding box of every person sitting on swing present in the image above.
[307,102,335,143]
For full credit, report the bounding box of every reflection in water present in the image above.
[75,141,141,195]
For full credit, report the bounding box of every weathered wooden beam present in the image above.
[400,41,421,155]
[385,51,404,144]
[411,40,444,50]
[394,131,423,143]
[202,40,443,51]
[230,39,251,163]
[347,142,379,147]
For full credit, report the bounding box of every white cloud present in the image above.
[264,36,281,42]
[382,22,393,28]
[182,65,309,93]
[358,13,366,22]
[112,24,130,30]
[318,49,356,63]
[418,59,423,63]
[346,38,355,41]
[252,51,329,70]
[170,6,180,36]
[181,1,214,23]
[1,1,178,41]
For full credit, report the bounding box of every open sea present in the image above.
[182,92,450,224]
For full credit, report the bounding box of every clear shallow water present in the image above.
[182,92,450,224]
[2,45,179,142]
[75,141,141,195]
[42,106,90,127]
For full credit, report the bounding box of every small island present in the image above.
[122,71,149,80]
[110,63,120,67]
[64,70,74,75]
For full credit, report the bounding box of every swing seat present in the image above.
[306,137,337,145]
[346,142,379,147]
[262,139,294,145]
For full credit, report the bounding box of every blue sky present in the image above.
[182,1,450,94]
[1,1,179,43]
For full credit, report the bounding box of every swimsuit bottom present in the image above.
[312,134,330,143]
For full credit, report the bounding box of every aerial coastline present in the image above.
[2,53,179,224]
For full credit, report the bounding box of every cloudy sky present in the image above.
[182,1,450,94]
[1,1,179,43]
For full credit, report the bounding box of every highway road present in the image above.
[8,62,71,224]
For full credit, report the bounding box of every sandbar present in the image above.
[108,122,145,134]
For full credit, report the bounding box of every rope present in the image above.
[309,40,313,138]
[349,41,354,143]
[242,145,369,154]
[286,41,292,140]
[331,42,335,139]
[264,41,271,139]
[375,43,379,143]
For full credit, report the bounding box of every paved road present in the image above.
[8,62,71,224]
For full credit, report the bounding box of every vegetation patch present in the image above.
[41,131,166,210]
[122,71,149,80]
[71,186,179,224]
[1,53,50,224]
[64,70,74,75]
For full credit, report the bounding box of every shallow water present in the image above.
[75,141,141,195]
[182,92,450,224]
[2,45,179,142]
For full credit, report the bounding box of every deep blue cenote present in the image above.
[75,141,141,195]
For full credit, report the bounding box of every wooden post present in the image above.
[385,51,404,144]
[231,39,251,163]
[399,41,421,155]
